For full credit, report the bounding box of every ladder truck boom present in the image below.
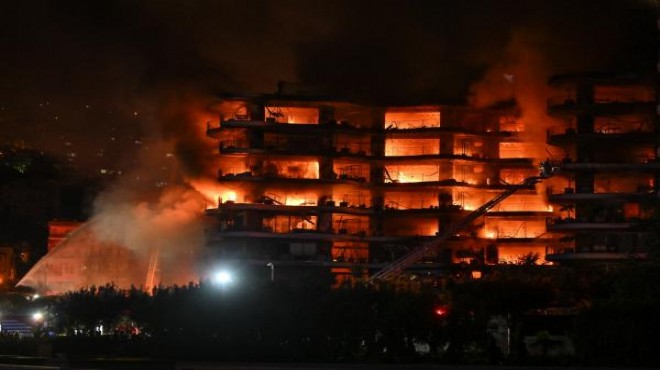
[367,160,559,283]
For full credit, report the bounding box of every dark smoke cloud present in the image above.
[0,0,655,172]
[295,0,655,104]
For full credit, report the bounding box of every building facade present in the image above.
[544,73,658,262]
[204,92,554,283]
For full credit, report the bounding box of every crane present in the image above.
[367,160,560,283]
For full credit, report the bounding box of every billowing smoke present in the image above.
[77,88,222,289]
[469,30,559,162]
[90,183,208,287]
[17,84,223,293]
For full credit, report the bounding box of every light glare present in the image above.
[214,270,233,285]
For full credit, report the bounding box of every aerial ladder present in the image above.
[367,160,560,283]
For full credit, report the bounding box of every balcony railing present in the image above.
[547,123,653,138]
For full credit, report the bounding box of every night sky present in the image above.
[0,0,655,178]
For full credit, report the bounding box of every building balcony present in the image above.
[208,118,371,136]
[559,160,660,172]
[206,228,409,243]
[216,171,369,185]
[380,153,491,163]
[218,142,264,155]
[547,96,653,116]
[547,190,655,203]
[381,204,466,215]
[546,125,653,145]
[206,201,373,216]
[206,120,262,137]
[545,217,635,232]
[545,245,642,262]
[384,126,512,138]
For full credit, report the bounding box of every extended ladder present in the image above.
[367,175,545,283]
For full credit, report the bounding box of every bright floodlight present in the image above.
[32,312,44,321]
[213,270,233,285]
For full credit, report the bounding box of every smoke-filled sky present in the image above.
[0,0,656,176]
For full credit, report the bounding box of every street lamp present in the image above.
[32,311,44,322]
[212,270,233,286]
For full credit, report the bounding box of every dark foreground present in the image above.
[0,358,657,370]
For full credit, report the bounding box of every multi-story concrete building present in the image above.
[544,73,658,262]
[205,90,553,283]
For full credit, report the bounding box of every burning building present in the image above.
[544,73,658,262]
[18,73,659,293]
[204,90,554,283]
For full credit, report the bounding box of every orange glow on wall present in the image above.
[484,218,546,238]
[499,142,535,159]
[594,174,654,193]
[594,114,653,134]
[594,85,654,103]
[385,111,441,129]
[265,106,319,124]
[334,162,368,182]
[332,215,369,235]
[385,138,439,156]
[452,189,486,210]
[284,192,318,206]
[335,135,370,154]
[331,267,359,288]
[500,169,534,185]
[499,116,524,132]
[452,190,547,212]
[217,158,248,176]
[332,241,368,262]
[218,130,249,149]
[493,194,549,212]
[382,218,438,236]
[453,163,484,185]
[0,247,15,287]
[331,190,370,207]
[385,164,440,183]
[263,215,318,233]
[384,191,439,209]
[216,100,250,121]
[48,221,82,251]
[624,202,641,218]
[454,137,484,157]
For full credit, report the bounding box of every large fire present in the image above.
[21,53,586,294]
